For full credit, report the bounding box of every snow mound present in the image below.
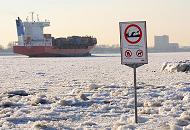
[119,114,128,123]
[117,125,135,130]
[58,97,93,107]
[78,93,89,101]
[31,96,50,105]
[175,82,190,88]
[58,98,76,106]
[184,124,190,130]
[169,118,190,130]
[104,83,120,88]
[174,119,189,126]
[33,121,56,130]
[183,94,190,102]
[143,100,162,107]
[80,121,97,126]
[139,107,158,114]
[127,116,149,124]
[179,112,190,121]
[119,114,149,124]
[86,84,102,91]
[169,123,182,130]
[126,98,143,108]
[162,60,190,72]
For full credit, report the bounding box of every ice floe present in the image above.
[0,53,190,129]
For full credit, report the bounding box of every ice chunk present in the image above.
[33,121,56,130]
[80,121,97,126]
[0,101,18,108]
[162,61,190,72]
[117,125,135,130]
[127,116,149,124]
[143,100,162,107]
[31,96,50,105]
[87,84,101,91]
[180,112,190,121]
[78,93,89,101]
[169,123,182,130]
[183,94,190,102]
[7,90,29,97]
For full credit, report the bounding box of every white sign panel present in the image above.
[120,21,148,65]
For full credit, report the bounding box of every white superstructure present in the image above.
[16,13,52,46]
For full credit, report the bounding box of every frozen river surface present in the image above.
[0,53,190,130]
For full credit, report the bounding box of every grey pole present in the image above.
[134,64,138,123]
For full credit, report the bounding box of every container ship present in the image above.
[13,14,97,57]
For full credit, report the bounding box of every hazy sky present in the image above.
[0,0,190,47]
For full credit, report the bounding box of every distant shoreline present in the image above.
[92,47,190,54]
[0,47,190,56]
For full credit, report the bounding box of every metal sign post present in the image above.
[133,64,138,123]
[119,21,148,123]
[126,63,143,123]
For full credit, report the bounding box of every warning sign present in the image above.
[120,21,148,65]
[124,24,142,44]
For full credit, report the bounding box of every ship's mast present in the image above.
[24,13,51,46]
[30,12,34,22]
[37,14,39,22]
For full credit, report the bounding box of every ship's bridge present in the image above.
[23,21,51,46]
[16,13,52,46]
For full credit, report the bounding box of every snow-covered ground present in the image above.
[0,52,190,130]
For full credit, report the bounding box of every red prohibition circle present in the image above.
[125,50,132,58]
[136,50,143,57]
[124,24,142,44]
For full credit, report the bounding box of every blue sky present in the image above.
[0,0,190,47]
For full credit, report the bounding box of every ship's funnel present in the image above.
[16,17,25,36]
[16,17,25,45]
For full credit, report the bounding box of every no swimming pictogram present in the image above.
[124,24,142,44]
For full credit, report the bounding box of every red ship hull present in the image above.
[13,45,95,57]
